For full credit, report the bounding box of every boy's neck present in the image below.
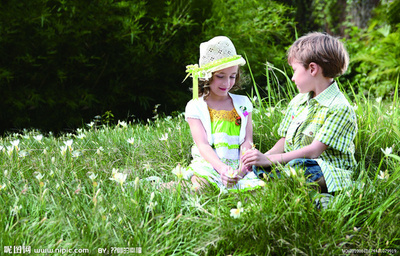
[312,78,334,98]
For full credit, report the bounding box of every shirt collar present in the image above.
[314,82,340,107]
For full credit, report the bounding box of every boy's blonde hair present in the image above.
[287,32,349,78]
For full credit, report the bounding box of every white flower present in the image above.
[72,151,82,158]
[19,150,28,158]
[172,164,184,179]
[265,112,271,117]
[34,172,44,181]
[219,187,228,194]
[127,137,135,144]
[375,97,382,103]
[110,169,127,185]
[230,201,244,218]
[226,167,237,178]
[60,145,68,156]
[381,147,393,156]
[87,121,95,128]
[159,133,168,141]
[33,135,43,142]
[171,164,192,180]
[96,146,104,155]
[378,170,389,180]
[143,162,152,171]
[64,140,73,152]
[76,133,86,139]
[0,145,4,152]
[147,192,158,212]
[7,146,14,156]
[88,172,97,181]
[352,104,358,110]
[10,139,20,150]
[118,120,128,128]
[112,168,118,176]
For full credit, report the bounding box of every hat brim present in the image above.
[199,56,246,80]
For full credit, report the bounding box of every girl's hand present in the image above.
[241,149,274,167]
[220,167,239,187]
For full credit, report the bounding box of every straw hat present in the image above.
[185,36,246,99]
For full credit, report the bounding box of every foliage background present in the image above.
[0,0,399,134]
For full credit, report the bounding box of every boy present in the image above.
[241,32,357,193]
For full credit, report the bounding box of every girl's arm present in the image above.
[240,112,253,150]
[237,113,253,178]
[242,139,328,167]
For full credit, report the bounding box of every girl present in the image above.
[184,36,263,192]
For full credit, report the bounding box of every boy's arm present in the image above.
[242,139,328,167]
[266,137,286,155]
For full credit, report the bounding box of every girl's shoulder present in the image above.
[229,93,253,111]
[229,93,251,104]
[185,97,208,119]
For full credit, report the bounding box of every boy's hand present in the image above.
[241,149,273,167]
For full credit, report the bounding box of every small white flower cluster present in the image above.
[230,201,244,219]
[109,168,127,186]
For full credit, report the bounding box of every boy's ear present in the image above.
[309,62,320,76]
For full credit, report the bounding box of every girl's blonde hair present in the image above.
[287,32,349,78]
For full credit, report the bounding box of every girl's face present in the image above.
[290,61,314,94]
[208,65,238,98]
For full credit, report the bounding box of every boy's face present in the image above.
[209,65,238,98]
[290,61,315,95]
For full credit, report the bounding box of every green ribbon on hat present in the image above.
[184,55,243,100]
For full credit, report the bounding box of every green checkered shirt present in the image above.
[278,82,357,192]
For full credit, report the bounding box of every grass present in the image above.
[1,75,400,255]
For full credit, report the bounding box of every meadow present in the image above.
[1,78,400,255]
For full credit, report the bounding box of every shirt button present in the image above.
[309,131,314,136]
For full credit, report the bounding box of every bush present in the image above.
[343,1,400,99]
[0,0,201,133]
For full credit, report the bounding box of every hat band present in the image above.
[185,55,245,99]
